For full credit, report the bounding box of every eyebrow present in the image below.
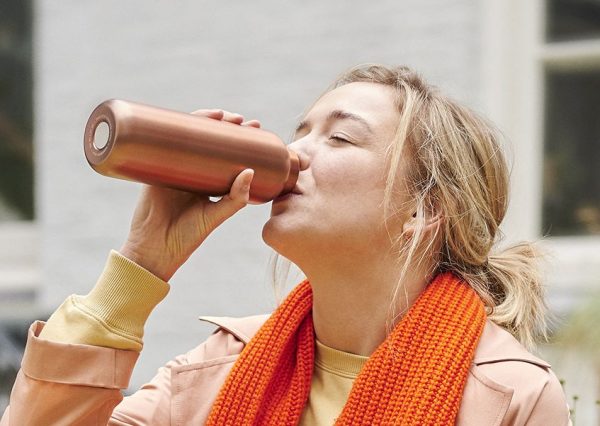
[295,109,374,135]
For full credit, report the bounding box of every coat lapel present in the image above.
[169,314,270,425]
[456,320,550,425]
[170,355,238,426]
[456,365,514,425]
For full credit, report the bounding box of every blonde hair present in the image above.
[270,64,549,351]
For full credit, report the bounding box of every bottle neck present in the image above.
[280,149,300,196]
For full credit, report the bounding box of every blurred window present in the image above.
[543,70,600,235]
[542,1,600,236]
[0,0,34,221]
[546,0,600,42]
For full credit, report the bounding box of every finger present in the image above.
[191,109,224,119]
[204,169,254,226]
[242,119,261,128]
[223,168,254,206]
[220,111,245,124]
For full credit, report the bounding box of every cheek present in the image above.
[311,157,387,222]
[312,154,386,198]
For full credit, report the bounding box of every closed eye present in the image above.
[330,134,352,144]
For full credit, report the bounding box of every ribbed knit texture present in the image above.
[206,272,486,425]
[314,338,369,378]
[40,250,170,351]
[77,250,169,339]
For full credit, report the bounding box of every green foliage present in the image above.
[557,296,600,426]
[554,291,600,359]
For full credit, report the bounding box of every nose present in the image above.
[287,143,310,171]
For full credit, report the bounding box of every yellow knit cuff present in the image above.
[40,250,170,351]
[77,249,170,341]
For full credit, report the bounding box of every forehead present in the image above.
[305,82,399,132]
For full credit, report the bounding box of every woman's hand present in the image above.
[120,109,261,281]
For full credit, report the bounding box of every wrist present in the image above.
[119,242,175,282]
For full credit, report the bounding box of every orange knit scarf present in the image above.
[207,272,486,425]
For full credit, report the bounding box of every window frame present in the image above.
[481,0,600,309]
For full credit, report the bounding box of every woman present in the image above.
[2,65,571,425]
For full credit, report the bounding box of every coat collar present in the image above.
[198,315,550,368]
[473,320,550,368]
[198,314,270,344]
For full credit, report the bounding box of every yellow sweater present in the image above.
[39,250,369,425]
[299,338,368,425]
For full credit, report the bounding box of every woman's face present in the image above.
[262,82,406,261]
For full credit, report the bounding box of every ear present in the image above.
[402,210,443,239]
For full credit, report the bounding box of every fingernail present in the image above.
[244,174,253,190]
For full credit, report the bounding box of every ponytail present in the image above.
[465,242,550,351]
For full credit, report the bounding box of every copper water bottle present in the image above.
[83,99,299,204]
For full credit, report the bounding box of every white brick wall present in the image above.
[35,0,480,390]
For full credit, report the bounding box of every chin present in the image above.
[262,216,306,259]
[262,217,288,251]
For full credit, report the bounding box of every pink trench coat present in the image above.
[2,315,571,425]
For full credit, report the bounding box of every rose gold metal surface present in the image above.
[84,99,299,204]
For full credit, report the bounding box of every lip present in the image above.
[291,185,302,195]
[273,191,300,202]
